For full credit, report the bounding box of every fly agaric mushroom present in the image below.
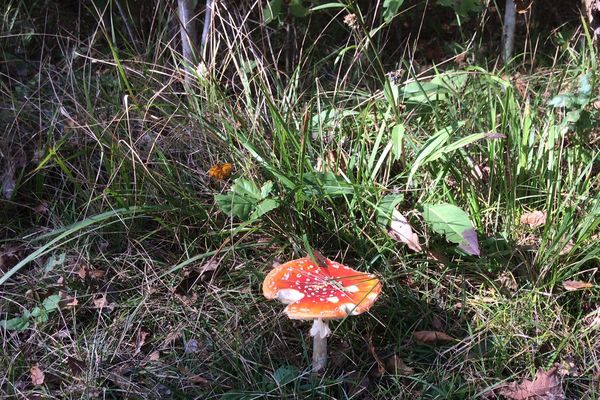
[263,253,381,372]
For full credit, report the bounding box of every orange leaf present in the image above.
[208,163,233,180]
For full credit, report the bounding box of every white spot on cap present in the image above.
[367,292,378,300]
[327,296,339,303]
[331,264,340,269]
[340,303,359,315]
[282,272,290,281]
[276,289,305,304]
[345,285,359,293]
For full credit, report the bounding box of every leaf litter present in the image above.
[496,366,565,400]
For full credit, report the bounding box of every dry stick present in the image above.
[502,0,516,65]
[178,0,198,83]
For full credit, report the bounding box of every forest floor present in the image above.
[1,1,599,399]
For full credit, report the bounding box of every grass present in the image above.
[1,0,599,398]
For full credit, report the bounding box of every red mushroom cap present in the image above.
[262,256,381,320]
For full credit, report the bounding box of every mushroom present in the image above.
[262,252,381,372]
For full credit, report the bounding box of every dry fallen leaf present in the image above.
[562,280,594,291]
[93,294,108,309]
[208,163,233,180]
[412,330,454,343]
[520,211,547,228]
[367,339,386,377]
[388,209,422,252]
[67,356,86,376]
[88,269,106,279]
[497,366,565,400]
[30,365,45,385]
[385,355,414,375]
[134,329,150,355]
[147,351,160,362]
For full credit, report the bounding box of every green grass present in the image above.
[1,1,599,398]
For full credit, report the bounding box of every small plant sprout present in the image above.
[262,253,381,372]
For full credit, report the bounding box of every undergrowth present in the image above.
[1,0,599,399]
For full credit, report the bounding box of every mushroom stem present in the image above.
[310,318,330,372]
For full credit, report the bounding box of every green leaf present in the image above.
[310,3,348,11]
[383,0,404,22]
[422,203,480,256]
[548,94,575,108]
[375,194,404,228]
[578,73,592,98]
[391,123,405,160]
[250,199,280,220]
[303,172,354,197]
[42,294,61,311]
[44,253,65,273]
[215,178,262,220]
[289,0,308,18]
[260,181,274,199]
[272,365,299,386]
[264,0,283,23]
[0,316,30,331]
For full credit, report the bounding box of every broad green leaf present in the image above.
[289,0,308,18]
[375,194,404,227]
[44,253,65,272]
[250,199,280,220]
[303,172,353,197]
[264,0,283,23]
[215,178,261,220]
[0,316,30,331]
[548,94,575,108]
[272,365,299,385]
[578,73,592,97]
[422,203,480,256]
[383,0,405,22]
[391,123,405,160]
[260,181,274,199]
[42,294,61,311]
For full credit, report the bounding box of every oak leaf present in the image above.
[497,366,565,400]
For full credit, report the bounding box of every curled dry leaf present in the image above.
[496,366,565,400]
[412,330,454,343]
[134,329,150,355]
[562,280,594,291]
[520,210,547,228]
[388,209,422,252]
[30,365,45,385]
[208,163,233,180]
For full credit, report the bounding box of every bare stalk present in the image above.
[502,0,516,64]
[310,318,330,372]
[200,0,214,60]
[178,0,198,77]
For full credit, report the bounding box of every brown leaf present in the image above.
[412,330,454,343]
[520,211,547,228]
[514,0,533,14]
[385,355,414,375]
[199,259,219,277]
[76,264,87,280]
[93,294,108,309]
[67,357,86,376]
[34,201,49,214]
[497,366,565,400]
[562,280,594,291]
[88,269,106,279]
[162,328,182,348]
[30,365,45,385]
[188,374,210,385]
[388,209,422,252]
[367,339,386,377]
[134,329,150,355]
[147,351,160,362]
